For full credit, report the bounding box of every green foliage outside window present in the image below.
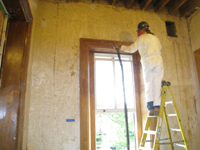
[96,113,135,150]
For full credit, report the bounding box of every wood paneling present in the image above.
[0,22,27,150]
[0,21,32,150]
[17,21,33,150]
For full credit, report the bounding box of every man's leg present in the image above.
[143,68,154,115]
[153,64,164,116]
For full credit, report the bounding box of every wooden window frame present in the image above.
[80,38,142,150]
[194,49,200,87]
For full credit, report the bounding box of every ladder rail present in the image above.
[168,86,190,150]
[152,85,167,150]
[140,117,152,147]
[163,107,174,150]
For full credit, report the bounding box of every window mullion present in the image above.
[113,57,117,110]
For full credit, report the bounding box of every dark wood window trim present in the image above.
[80,38,142,150]
[194,49,200,88]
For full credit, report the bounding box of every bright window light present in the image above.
[95,53,135,112]
[94,53,136,150]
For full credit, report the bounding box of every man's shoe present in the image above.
[148,109,154,116]
[154,108,160,116]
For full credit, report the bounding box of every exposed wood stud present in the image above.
[168,0,187,15]
[140,0,152,10]
[155,0,170,12]
[127,0,135,8]
[112,0,117,5]
[179,0,200,17]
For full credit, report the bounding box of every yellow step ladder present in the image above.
[139,81,189,150]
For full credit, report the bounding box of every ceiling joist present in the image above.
[140,0,152,10]
[112,0,117,5]
[155,0,170,12]
[179,0,200,17]
[127,0,135,8]
[168,0,187,15]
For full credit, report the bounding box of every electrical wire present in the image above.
[113,44,130,150]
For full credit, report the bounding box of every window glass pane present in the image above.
[95,60,115,109]
[115,61,134,109]
[96,112,135,149]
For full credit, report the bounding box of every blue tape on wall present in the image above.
[66,119,75,122]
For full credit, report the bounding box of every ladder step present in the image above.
[139,147,153,150]
[143,138,170,142]
[144,130,156,134]
[174,143,186,148]
[142,139,154,142]
[166,114,176,116]
[158,140,184,145]
[165,101,173,105]
[148,115,158,118]
[169,128,181,131]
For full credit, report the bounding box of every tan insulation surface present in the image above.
[27,1,200,150]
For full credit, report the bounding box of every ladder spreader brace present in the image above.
[139,81,190,150]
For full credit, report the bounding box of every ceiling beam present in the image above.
[112,0,117,5]
[155,0,170,12]
[140,0,152,10]
[127,0,135,8]
[179,0,200,17]
[168,0,187,15]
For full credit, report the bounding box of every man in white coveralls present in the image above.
[121,21,164,116]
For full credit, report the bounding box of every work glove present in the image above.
[120,45,127,52]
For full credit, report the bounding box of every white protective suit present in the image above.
[121,33,164,107]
